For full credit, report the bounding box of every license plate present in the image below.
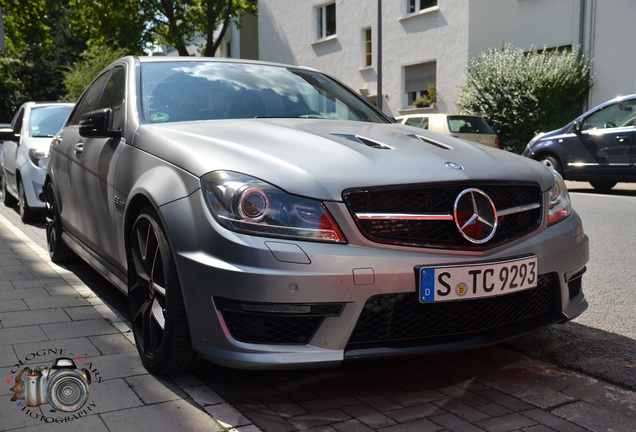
[418,256,538,303]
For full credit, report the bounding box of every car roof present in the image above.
[134,55,320,73]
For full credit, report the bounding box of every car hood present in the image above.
[133,119,553,201]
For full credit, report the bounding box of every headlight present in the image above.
[29,148,48,169]
[547,169,572,225]
[201,171,346,243]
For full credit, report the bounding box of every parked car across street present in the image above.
[396,113,500,148]
[1,102,74,221]
[523,94,636,191]
[45,56,588,374]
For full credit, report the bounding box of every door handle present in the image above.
[73,142,84,154]
[616,135,629,143]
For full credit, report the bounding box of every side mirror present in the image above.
[572,120,582,135]
[79,109,121,139]
[0,128,19,142]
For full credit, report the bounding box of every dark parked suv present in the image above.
[523,94,636,191]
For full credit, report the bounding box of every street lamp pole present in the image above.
[377,0,383,111]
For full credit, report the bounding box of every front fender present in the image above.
[114,145,201,266]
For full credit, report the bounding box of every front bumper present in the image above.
[22,164,47,209]
[160,192,589,370]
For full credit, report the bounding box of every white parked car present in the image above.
[1,102,74,222]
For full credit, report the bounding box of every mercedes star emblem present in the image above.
[445,162,464,170]
[453,188,498,244]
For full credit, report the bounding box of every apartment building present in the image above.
[257,0,635,118]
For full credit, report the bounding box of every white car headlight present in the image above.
[202,171,346,243]
[29,148,48,169]
[547,169,572,225]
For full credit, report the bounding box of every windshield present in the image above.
[447,116,494,134]
[29,106,73,137]
[139,61,388,124]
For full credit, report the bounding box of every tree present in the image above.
[197,0,257,57]
[68,0,154,55]
[146,0,257,56]
[0,0,88,120]
[456,44,594,153]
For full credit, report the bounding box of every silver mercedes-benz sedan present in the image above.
[46,56,588,374]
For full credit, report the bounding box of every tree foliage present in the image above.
[145,0,257,56]
[68,0,151,54]
[456,44,594,153]
[0,0,88,121]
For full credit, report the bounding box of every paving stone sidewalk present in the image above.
[0,211,252,432]
[0,205,635,432]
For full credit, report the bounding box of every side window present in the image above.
[11,108,25,135]
[97,66,126,131]
[405,117,423,127]
[581,100,636,131]
[67,72,110,125]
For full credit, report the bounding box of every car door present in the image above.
[51,72,111,235]
[565,98,636,178]
[69,65,127,266]
[2,106,25,195]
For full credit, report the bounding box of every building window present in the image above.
[317,3,336,40]
[363,28,372,67]
[408,0,438,14]
[405,61,437,107]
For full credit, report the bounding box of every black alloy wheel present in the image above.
[45,183,73,263]
[127,207,197,374]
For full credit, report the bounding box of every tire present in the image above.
[590,181,616,192]
[538,155,563,176]
[127,207,197,374]
[45,183,73,263]
[2,170,17,207]
[18,178,38,223]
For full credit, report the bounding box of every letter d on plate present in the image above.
[420,269,435,302]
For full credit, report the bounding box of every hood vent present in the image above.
[410,134,454,150]
[332,134,395,150]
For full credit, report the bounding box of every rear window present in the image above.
[447,116,494,134]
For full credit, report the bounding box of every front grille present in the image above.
[343,182,542,250]
[346,273,559,350]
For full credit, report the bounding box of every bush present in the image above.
[456,44,593,153]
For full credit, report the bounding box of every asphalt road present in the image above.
[508,181,636,391]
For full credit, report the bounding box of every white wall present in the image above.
[588,0,636,108]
